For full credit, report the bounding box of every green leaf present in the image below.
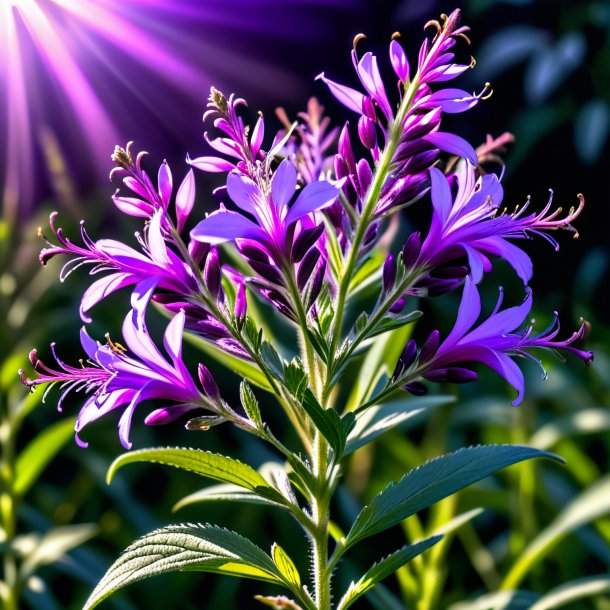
[337,536,442,610]
[183,331,272,391]
[83,524,283,610]
[260,341,285,380]
[301,389,347,459]
[240,381,263,430]
[20,524,98,580]
[503,473,610,589]
[173,484,284,512]
[344,396,454,456]
[343,445,561,551]
[271,543,301,588]
[14,417,76,497]
[107,447,288,506]
[530,575,610,610]
[364,310,422,340]
[284,358,308,400]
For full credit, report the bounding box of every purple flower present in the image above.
[318,9,488,219]
[407,278,593,405]
[39,208,197,322]
[20,278,207,449]
[414,164,585,284]
[190,159,340,261]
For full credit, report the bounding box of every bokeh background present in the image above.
[1,0,609,608]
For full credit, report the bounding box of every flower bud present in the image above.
[358,116,377,150]
[297,248,321,291]
[419,330,440,364]
[382,253,397,292]
[402,232,421,268]
[198,363,220,401]
[204,247,221,300]
[291,224,324,263]
[403,381,427,396]
[234,281,247,325]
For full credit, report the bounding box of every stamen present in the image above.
[353,33,367,52]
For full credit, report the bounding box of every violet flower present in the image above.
[39,208,197,323]
[402,278,593,405]
[319,9,489,219]
[413,163,585,285]
[20,278,209,449]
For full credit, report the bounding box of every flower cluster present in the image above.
[21,8,592,449]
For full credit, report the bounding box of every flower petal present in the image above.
[190,210,267,244]
[423,132,478,165]
[271,159,297,212]
[187,155,235,173]
[80,273,135,322]
[316,72,366,114]
[176,169,196,233]
[286,180,340,226]
[429,167,452,226]
[443,277,481,348]
[226,171,261,216]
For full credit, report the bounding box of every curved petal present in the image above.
[226,171,261,216]
[190,210,267,245]
[286,180,340,226]
[442,277,481,348]
[176,169,196,233]
[80,272,136,322]
[424,132,478,165]
[271,159,297,213]
[163,310,185,366]
[316,72,365,114]
[429,167,452,227]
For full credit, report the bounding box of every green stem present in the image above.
[325,75,422,399]
[311,432,331,610]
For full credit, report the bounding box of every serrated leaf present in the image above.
[173,484,284,512]
[271,543,301,588]
[503,474,610,589]
[530,575,610,610]
[284,358,308,400]
[20,524,98,580]
[344,396,453,456]
[337,536,441,610]
[260,341,285,380]
[14,417,76,497]
[83,524,283,610]
[301,389,347,459]
[183,331,272,391]
[240,381,263,429]
[107,448,288,506]
[343,445,561,550]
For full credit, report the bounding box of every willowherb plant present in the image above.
[20,9,593,610]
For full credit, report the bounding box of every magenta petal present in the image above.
[250,114,265,157]
[316,72,366,115]
[190,210,267,244]
[286,180,340,225]
[112,192,153,218]
[176,169,196,233]
[147,210,172,266]
[145,403,197,426]
[424,132,478,165]
[163,310,185,366]
[271,159,297,212]
[390,40,410,82]
[357,52,393,121]
[158,161,173,210]
[80,273,135,322]
[79,327,99,360]
[417,89,480,114]
[187,155,235,173]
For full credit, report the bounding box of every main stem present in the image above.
[311,431,331,610]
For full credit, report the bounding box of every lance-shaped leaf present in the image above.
[173,484,285,512]
[271,543,301,588]
[337,536,442,610]
[344,396,454,456]
[107,448,289,506]
[83,524,283,610]
[342,445,561,551]
[301,389,352,459]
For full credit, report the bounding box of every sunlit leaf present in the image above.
[343,445,561,551]
[337,536,441,610]
[83,524,283,610]
[344,396,453,456]
[271,543,301,588]
[173,484,284,512]
[530,408,610,450]
[448,590,540,610]
[107,447,288,506]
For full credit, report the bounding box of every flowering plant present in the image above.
[20,9,592,610]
